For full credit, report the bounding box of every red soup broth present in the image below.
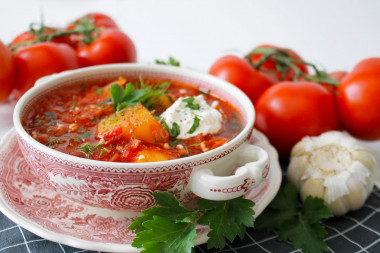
[22,77,244,162]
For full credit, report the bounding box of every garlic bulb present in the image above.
[287,131,377,216]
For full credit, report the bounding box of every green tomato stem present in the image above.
[245,48,340,86]
[10,18,99,52]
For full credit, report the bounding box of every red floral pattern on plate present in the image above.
[0,128,281,252]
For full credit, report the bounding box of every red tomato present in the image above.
[343,57,380,78]
[208,55,276,104]
[76,28,137,67]
[13,42,79,99]
[0,41,15,102]
[10,31,36,47]
[328,71,348,83]
[10,28,69,49]
[320,71,347,94]
[255,81,340,157]
[248,44,309,81]
[336,58,380,140]
[67,13,119,49]
[68,13,118,30]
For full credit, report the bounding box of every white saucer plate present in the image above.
[0,128,282,252]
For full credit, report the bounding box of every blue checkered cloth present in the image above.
[1,181,379,253]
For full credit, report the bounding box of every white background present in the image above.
[0,0,379,72]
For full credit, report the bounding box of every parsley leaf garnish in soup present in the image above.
[22,77,243,163]
[187,115,200,134]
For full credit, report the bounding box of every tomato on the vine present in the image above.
[319,71,347,94]
[67,13,118,30]
[11,31,42,48]
[10,28,69,50]
[6,12,138,99]
[248,44,309,81]
[76,28,137,67]
[255,81,340,157]
[13,42,79,99]
[0,41,15,102]
[208,55,276,104]
[336,58,380,140]
[328,71,347,83]
[66,13,120,49]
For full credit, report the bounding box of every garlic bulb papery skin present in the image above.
[287,131,377,216]
[360,140,380,189]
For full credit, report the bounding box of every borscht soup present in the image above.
[22,77,243,163]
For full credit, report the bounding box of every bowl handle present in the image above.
[190,143,269,200]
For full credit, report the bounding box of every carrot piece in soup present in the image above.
[97,76,127,100]
[96,103,169,143]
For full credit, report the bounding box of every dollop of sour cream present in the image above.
[160,95,222,139]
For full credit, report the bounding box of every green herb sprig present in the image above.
[46,138,62,147]
[160,119,180,138]
[80,143,102,157]
[255,184,333,253]
[129,191,255,252]
[96,88,103,95]
[187,115,200,134]
[72,132,91,142]
[182,97,200,110]
[110,79,170,112]
[70,99,77,110]
[155,56,180,67]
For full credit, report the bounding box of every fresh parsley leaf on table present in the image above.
[132,216,196,253]
[255,184,333,253]
[197,197,255,249]
[128,191,255,252]
[129,191,198,234]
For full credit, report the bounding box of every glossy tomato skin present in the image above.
[336,58,380,140]
[86,13,118,28]
[76,28,137,67]
[10,29,69,49]
[255,81,340,157]
[13,42,79,99]
[10,31,36,47]
[328,71,348,83]
[68,13,118,30]
[343,58,380,78]
[0,41,15,102]
[67,13,119,49]
[209,55,276,104]
[249,44,309,81]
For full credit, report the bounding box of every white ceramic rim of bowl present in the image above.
[13,63,255,169]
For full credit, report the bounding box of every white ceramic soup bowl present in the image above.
[13,64,269,211]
